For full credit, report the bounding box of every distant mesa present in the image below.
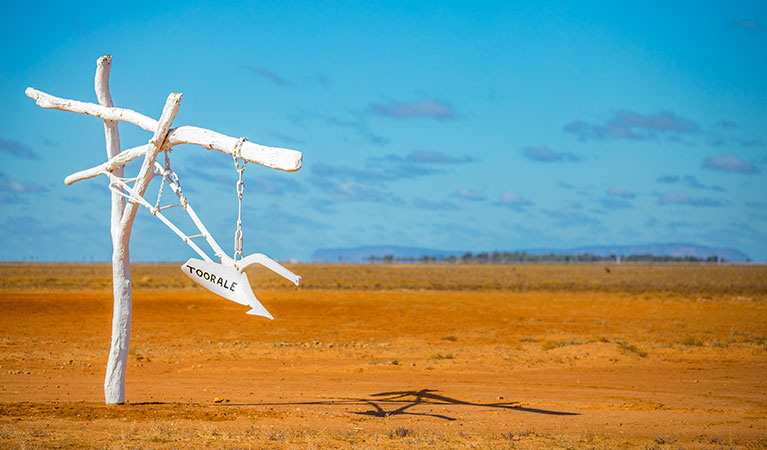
[311,244,751,263]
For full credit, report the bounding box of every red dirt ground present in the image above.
[1,264,766,448]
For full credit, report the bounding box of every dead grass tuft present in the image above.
[541,339,581,351]
[502,429,537,440]
[388,427,414,438]
[428,353,456,360]
[617,340,648,357]
[680,336,705,347]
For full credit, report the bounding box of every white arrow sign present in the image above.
[181,258,273,319]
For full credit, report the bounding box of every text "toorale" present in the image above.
[185,264,237,292]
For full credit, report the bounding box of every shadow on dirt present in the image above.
[228,388,579,421]
[354,389,578,420]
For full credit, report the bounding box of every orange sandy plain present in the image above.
[1,263,766,449]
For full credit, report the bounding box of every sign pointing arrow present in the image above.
[181,258,273,319]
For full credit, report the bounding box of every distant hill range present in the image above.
[311,243,751,263]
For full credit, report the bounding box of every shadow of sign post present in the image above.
[224,388,579,422]
[351,389,579,421]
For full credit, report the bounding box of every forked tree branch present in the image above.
[64,144,151,185]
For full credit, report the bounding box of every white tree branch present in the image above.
[119,93,182,230]
[167,126,302,172]
[26,87,302,172]
[26,87,158,132]
[64,144,151,185]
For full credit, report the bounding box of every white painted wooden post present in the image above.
[95,55,133,404]
[25,55,302,405]
[104,92,181,404]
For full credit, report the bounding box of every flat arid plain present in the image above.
[1,263,766,449]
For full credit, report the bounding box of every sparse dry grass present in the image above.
[2,263,766,298]
[0,422,761,450]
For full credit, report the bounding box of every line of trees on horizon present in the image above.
[364,251,727,264]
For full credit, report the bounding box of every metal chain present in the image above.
[153,148,172,213]
[164,147,172,173]
[232,138,247,263]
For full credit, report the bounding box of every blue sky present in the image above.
[1,1,765,262]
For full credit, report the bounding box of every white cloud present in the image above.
[702,154,758,174]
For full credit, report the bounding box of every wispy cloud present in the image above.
[543,208,601,227]
[498,191,532,211]
[728,19,759,31]
[239,65,290,86]
[185,166,303,195]
[429,222,489,240]
[714,119,739,129]
[0,173,47,194]
[249,175,305,196]
[312,160,437,184]
[730,136,765,147]
[269,132,303,146]
[601,188,636,209]
[521,146,579,162]
[657,174,679,183]
[325,115,389,146]
[600,198,633,210]
[564,110,700,142]
[656,174,723,191]
[453,188,486,202]
[0,172,48,204]
[707,131,764,148]
[607,187,635,199]
[331,181,388,202]
[289,109,388,146]
[310,177,396,203]
[242,208,327,232]
[312,163,392,182]
[0,180,46,195]
[657,191,722,207]
[185,153,234,170]
[682,175,724,191]
[315,150,474,185]
[412,198,458,210]
[61,195,88,205]
[377,164,436,180]
[370,99,455,120]
[0,215,105,253]
[376,150,474,165]
[0,193,24,204]
[0,137,40,160]
[702,154,758,174]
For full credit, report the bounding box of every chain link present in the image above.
[164,147,172,173]
[232,138,247,263]
[153,148,172,214]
